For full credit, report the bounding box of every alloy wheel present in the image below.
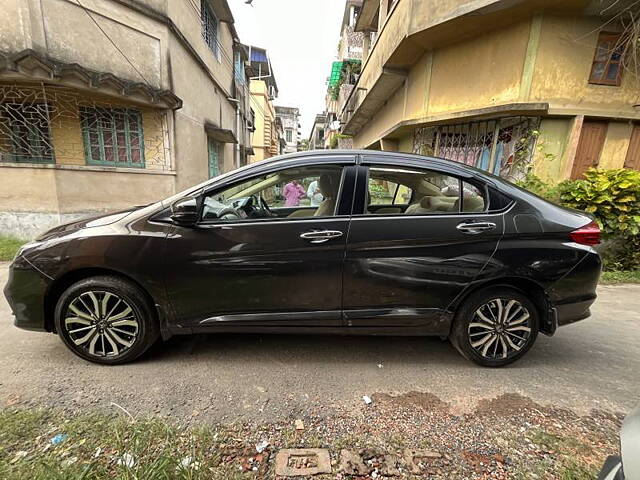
[467,298,533,360]
[63,291,139,358]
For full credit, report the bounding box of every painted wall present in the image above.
[531,118,572,182]
[600,122,634,169]
[249,80,277,163]
[352,19,530,149]
[0,0,243,224]
[531,15,640,118]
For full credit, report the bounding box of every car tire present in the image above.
[450,286,539,367]
[54,276,159,365]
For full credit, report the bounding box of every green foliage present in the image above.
[600,269,640,284]
[558,168,640,236]
[328,60,361,100]
[516,173,561,204]
[369,181,390,199]
[0,236,25,262]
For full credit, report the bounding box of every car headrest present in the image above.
[318,174,338,198]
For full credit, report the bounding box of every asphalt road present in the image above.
[0,262,638,423]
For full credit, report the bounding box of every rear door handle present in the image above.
[300,230,343,244]
[456,221,496,235]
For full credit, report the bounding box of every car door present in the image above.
[163,157,357,329]
[342,156,506,334]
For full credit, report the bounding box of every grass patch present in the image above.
[0,408,254,480]
[0,236,25,262]
[600,270,640,284]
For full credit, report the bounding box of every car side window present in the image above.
[200,165,346,223]
[362,166,486,216]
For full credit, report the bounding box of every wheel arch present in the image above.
[447,277,554,336]
[44,267,161,333]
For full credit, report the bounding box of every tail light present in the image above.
[570,221,601,246]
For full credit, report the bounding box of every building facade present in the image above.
[275,106,300,153]
[0,0,253,238]
[324,0,364,149]
[247,45,279,163]
[308,113,327,150]
[340,0,640,182]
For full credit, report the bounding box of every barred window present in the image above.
[0,103,54,163]
[80,107,144,167]
[201,0,219,58]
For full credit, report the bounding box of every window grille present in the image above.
[0,102,54,163]
[80,107,144,167]
[201,0,219,58]
[413,117,540,180]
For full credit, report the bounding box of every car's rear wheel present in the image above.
[54,276,159,365]
[450,287,539,367]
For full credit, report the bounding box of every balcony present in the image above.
[340,0,599,135]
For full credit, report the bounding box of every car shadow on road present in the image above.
[136,332,581,370]
[141,333,466,366]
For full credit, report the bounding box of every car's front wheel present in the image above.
[450,287,539,367]
[54,276,159,365]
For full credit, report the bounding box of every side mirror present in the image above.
[170,197,199,226]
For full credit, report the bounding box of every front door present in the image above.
[342,160,504,334]
[572,121,608,179]
[164,161,356,328]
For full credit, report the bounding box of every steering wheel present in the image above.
[243,195,274,218]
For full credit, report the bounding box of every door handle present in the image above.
[456,221,496,235]
[300,230,343,244]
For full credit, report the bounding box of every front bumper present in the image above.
[3,258,51,332]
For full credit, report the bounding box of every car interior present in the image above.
[200,165,486,223]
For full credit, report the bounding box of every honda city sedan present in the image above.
[4,150,602,366]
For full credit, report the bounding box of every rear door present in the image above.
[342,156,505,334]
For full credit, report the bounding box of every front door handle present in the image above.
[300,230,343,244]
[456,221,496,235]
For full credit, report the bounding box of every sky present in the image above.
[228,0,345,139]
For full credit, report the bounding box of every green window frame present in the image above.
[1,103,54,164]
[208,137,220,178]
[80,107,145,168]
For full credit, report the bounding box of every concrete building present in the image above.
[308,113,327,150]
[324,0,364,149]
[0,0,253,238]
[340,0,640,182]
[275,106,300,153]
[247,45,279,163]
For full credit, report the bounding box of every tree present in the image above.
[297,139,309,152]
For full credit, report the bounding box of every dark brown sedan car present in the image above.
[4,150,602,366]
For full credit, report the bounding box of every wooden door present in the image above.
[571,121,608,179]
[624,124,640,170]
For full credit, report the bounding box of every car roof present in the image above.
[162,149,508,208]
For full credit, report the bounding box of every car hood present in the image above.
[34,207,143,242]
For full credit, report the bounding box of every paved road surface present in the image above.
[1,263,638,422]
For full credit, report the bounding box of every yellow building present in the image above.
[340,0,640,182]
[247,45,280,163]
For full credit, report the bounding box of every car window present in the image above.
[201,165,345,223]
[368,176,413,206]
[362,166,486,216]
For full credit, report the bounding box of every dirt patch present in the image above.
[373,391,450,412]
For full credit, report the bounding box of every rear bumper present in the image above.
[3,258,51,332]
[548,248,601,331]
[554,296,596,327]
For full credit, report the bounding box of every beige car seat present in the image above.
[314,174,339,217]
